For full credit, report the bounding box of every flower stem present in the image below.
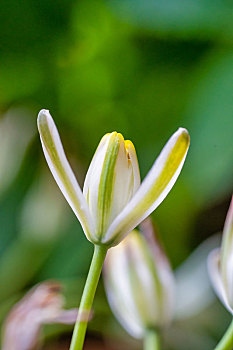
[144,328,160,350]
[215,319,233,350]
[69,244,108,350]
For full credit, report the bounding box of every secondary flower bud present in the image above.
[37,109,189,246]
[104,220,175,338]
[208,196,233,314]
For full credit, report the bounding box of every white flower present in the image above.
[208,196,233,314]
[103,219,175,338]
[37,109,190,246]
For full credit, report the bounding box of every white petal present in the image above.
[37,109,94,241]
[125,140,141,194]
[107,138,135,228]
[104,128,190,245]
[83,133,110,233]
[207,249,233,315]
[221,196,233,307]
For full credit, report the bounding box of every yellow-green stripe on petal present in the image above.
[37,110,94,241]
[104,128,190,245]
[97,133,121,238]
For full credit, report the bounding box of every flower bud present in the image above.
[83,132,140,242]
[208,196,233,314]
[104,220,175,338]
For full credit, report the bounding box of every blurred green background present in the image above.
[0,0,232,349]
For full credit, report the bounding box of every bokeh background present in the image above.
[0,0,233,349]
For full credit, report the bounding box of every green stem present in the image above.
[215,319,233,350]
[144,328,160,350]
[69,244,108,350]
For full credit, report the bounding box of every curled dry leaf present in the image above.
[2,281,89,350]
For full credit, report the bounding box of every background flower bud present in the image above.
[220,196,233,308]
[104,220,175,338]
[208,196,233,314]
